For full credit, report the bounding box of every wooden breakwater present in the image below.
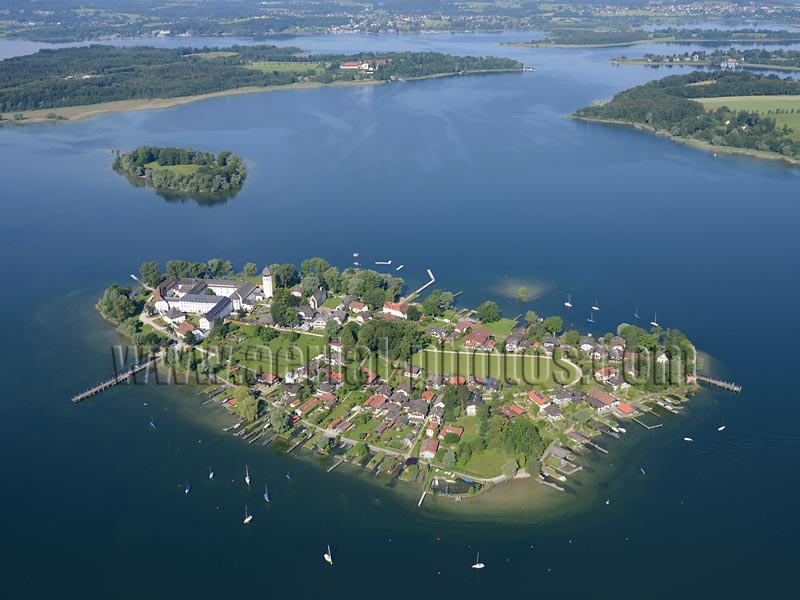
[71,359,155,403]
[696,375,742,393]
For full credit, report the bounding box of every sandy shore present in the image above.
[570,115,800,169]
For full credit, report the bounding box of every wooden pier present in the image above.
[696,375,742,393]
[401,269,436,302]
[327,459,344,473]
[70,359,155,403]
[633,417,662,430]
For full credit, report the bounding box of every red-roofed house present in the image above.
[421,390,435,402]
[295,398,319,416]
[463,329,495,350]
[362,368,379,385]
[454,321,474,335]
[319,392,337,409]
[349,301,368,313]
[420,437,439,460]
[528,390,551,408]
[258,372,280,385]
[382,302,409,319]
[363,395,387,411]
[594,367,617,383]
[439,425,464,440]
[448,376,466,386]
[426,422,438,437]
[616,402,634,415]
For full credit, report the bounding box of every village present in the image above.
[137,261,699,500]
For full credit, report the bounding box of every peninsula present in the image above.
[507,28,800,49]
[113,147,246,195]
[93,256,702,499]
[0,45,523,125]
[573,71,800,167]
[612,48,800,72]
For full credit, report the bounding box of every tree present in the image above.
[525,310,539,325]
[270,407,291,433]
[476,301,501,323]
[96,285,139,324]
[543,316,563,335]
[324,319,341,341]
[234,387,258,422]
[139,261,162,287]
[502,458,518,480]
[422,289,444,316]
[183,330,195,345]
[443,450,457,468]
[439,291,454,309]
[301,257,330,278]
[443,432,460,444]
[407,305,421,321]
[269,263,298,289]
[207,258,225,277]
[243,262,258,277]
[518,287,527,302]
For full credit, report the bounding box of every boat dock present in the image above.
[633,417,662,430]
[70,358,155,403]
[417,491,427,507]
[327,459,344,473]
[587,440,608,454]
[696,375,742,393]
[401,269,436,302]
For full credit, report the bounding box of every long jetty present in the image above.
[401,269,436,302]
[71,359,155,403]
[696,375,742,393]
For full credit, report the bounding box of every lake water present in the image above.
[1,32,799,597]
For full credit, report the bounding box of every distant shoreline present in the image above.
[570,114,800,168]
[0,68,521,127]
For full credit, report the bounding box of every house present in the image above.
[542,336,559,348]
[427,326,447,341]
[608,374,630,391]
[465,393,484,417]
[528,390,551,408]
[382,301,409,319]
[463,329,495,350]
[440,425,463,440]
[290,285,305,298]
[483,377,500,391]
[355,312,372,324]
[589,346,608,361]
[420,437,439,460]
[656,351,669,365]
[407,399,429,424]
[594,367,617,383]
[319,392,338,409]
[421,390,435,402]
[363,395,387,412]
[551,390,572,407]
[610,336,627,351]
[176,321,199,339]
[395,381,412,396]
[296,306,315,321]
[505,333,524,352]
[164,307,186,325]
[403,433,416,448]
[375,383,392,399]
[349,301,368,313]
[309,288,327,310]
[609,347,624,363]
[448,376,466,386]
[587,386,619,412]
[257,371,280,385]
[550,446,571,460]
[295,397,320,416]
[616,402,634,416]
[509,403,526,418]
[362,368,379,385]
[454,320,474,335]
[427,374,445,389]
[500,406,519,420]
[403,365,423,379]
[428,405,444,424]
[579,337,595,354]
[426,422,438,437]
[544,404,564,421]
[569,389,587,405]
[339,61,361,70]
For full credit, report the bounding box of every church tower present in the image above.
[261,266,273,299]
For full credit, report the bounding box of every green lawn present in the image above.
[219,332,326,374]
[321,297,341,309]
[462,447,510,478]
[478,317,517,340]
[411,349,579,387]
[144,160,200,175]
[698,95,800,141]
[245,61,323,75]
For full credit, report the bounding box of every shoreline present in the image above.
[611,58,800,72]
[505,37,800,49]
[0,68,522,127]
[569,115,800,168]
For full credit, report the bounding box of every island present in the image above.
[573,70,800,167]
[113,146,246,196]
[92,256,706,500]
[612,48,800,72]
[507,28,800,48]
[0,45,524,125]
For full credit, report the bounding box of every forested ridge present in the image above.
[574,71,800,159]
[0,45,522,113]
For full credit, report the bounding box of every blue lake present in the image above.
[1,32,798,597]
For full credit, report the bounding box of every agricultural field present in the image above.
[143,160,200,175]
[245,61,325,75]
[698,95,800,141]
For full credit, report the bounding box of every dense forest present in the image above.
[574,71,800,159]
[0,45,521,113]
[113,146,247,194]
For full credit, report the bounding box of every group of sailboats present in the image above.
[565,294,661,328]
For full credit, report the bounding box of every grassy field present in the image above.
[477,318,517,340]
[698,95,800,141]
[144,160,200,175]
[411,349,579,387]
[245,61,324,75]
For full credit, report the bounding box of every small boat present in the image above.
[564,292,573,309]
[618,427,627,433]
[683,437,694,442]
[605,499,610,505]
[587,309,595,324]
[149,416,156,429]
[243,506,253,525]
[324,545,333,565]
[395,264,404,271]
[592,298,600,311]
[640,467,646,475]
[375,260,392,265]
[650,313,660,328]
[634,305,640,319]
[285,472,292,480]
[184,483,191,495]
[717,425,726,432]
[472,552,485,569]
[209,467,214,480]
[353,252,359,258]
[353,261,359,267]
[263,485,270,502]
[245,465,251,486]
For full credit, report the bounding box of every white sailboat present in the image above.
[324,545,333,565]
[592,298,600,312]
[683,437,694,442]
[243,505,253,525]
[245,465,251,486]
[472,552,485,569]
[564,292,573,309]
[209,467,214,480]
[634,305,640,320]
[717,425,726,432]
[650,313,660,328]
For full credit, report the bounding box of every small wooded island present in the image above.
[573,71,800,166]
[113,146,246,195]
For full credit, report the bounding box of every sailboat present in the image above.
[640,467,646,475]
[285,472,292,480]
[209,467,214,480]
[683,437,694,442]
[634,305,640,320]
[263,485,270,502]
[184,482,191,495]
[472,552,485,569]
[650,313,660,328]
[592,298,600,312]
[717,425,726,432]
[353,252,359,258]
[324,545,333,565]
[149,416,157,429]
[245,465,251,486]
[243,506,253,524]
[587,309,596,324]
[564,292,573,309]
